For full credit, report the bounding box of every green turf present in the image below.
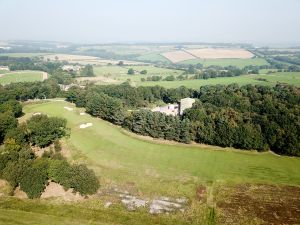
[138,72,300,89]
[0,71,44,85]
[136,53,171,63]
[181,58,269,68]
[93,65,128,76]
[22,100,300,198]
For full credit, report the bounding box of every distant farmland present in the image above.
[160,48,258,65]
[138,72,300,89]
[45,54,146,66]
[181,58,269,68]
[161,50,196,63]
[185,48,254,59]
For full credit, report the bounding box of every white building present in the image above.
[62,65,81,72]
[0,66,9,71]
[179,98,196,115]
[152,103,179,116]
[152,97,195,116]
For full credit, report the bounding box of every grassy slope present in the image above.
[0,71,44,85]
[0,198,191,225]
[181,58,269,68]
[139,72,300,89]
[22,101,300,198]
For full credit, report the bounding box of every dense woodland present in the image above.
[66,83,300,156]
[0,81,99,198]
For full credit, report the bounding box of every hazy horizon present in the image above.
[1,0,300,45]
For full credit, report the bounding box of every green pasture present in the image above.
[136,53,171,63]
[180,58,269,68]
[0,71,44,85]
[138,72,300,89]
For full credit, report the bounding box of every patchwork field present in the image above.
[161,50,196,63]
[185,48,254,59]
[160,48,256,64]
[13,100,300,224]
[0,70,46,85]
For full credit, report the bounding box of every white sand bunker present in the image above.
[79,123,93,129]
[33,112,41,116]
[80,112,86,115]
[64,106,73,111]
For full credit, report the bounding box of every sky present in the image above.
[0,0,300,45]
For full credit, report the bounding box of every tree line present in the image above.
[66,83,300,156]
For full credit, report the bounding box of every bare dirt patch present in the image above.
[185,48,254,59]
[216,184,300,225]
[161,50,196,63]
[98,186,188,214]
[196,185,207,203]
[14,186,28,199]
[0,180,10,197]
[41,181,84,201]
[42,72,48,80]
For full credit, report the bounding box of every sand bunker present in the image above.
[64,106,73,111]
[80,112,86,115]
[41,181,84,201]
[33,112,42,116]
[79,123,93,129]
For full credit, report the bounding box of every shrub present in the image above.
[140,70,147,75]
[27,115,67,147]
[66,164,100,195]
[127,68,134,75]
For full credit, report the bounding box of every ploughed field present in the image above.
[1,100,297,225]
